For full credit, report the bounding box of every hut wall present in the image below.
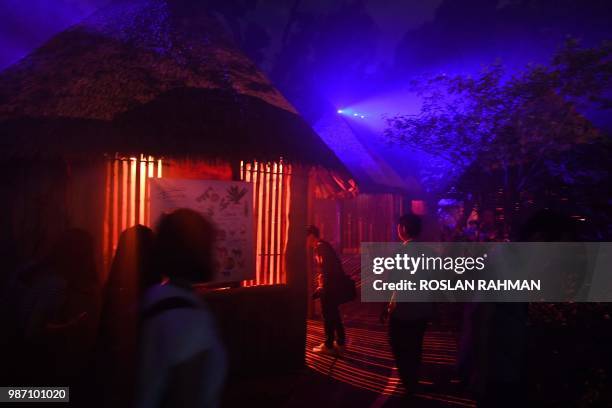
[240,160,292,286]
[202,285,304,378]
[66,157,107,276]
[283,165,310,367]
[310,198,341,249]
[201,166,309,377]
[339,193,405,253]
[2,154,310,377]
[0,158,65,269]
[171,161,308,378]
[102,154,164,276]
[0,156,106,277]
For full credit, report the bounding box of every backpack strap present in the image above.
[142,297,196,321]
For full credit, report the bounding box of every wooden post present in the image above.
[284,164,310,367]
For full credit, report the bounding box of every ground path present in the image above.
[224,255,476,407]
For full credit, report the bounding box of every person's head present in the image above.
[109,225,159,294]
[306,225,320,248]
[397,213,422,242]
[156,209,217,284]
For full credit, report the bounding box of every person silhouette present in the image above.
[307,225,348,356]
[382,214,434,399]
[98,225,159,407]
[136,209,227,408]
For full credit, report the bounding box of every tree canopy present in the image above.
[384,39,612,200]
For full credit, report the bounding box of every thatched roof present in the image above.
[0,0,346,172]
[314,112,419,194]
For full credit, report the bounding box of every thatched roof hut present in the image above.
[0,0,351,256]
[0,0,345,170]
[0,0,353,377]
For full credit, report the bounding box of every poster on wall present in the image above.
[149,178,254,283]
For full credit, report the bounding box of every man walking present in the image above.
[382,214,434,398]
[307,225,347,356]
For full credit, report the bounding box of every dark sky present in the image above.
[0,0,440,70]
[0,0,111,69]
[1,0,609,198]
[1,0,610,122]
